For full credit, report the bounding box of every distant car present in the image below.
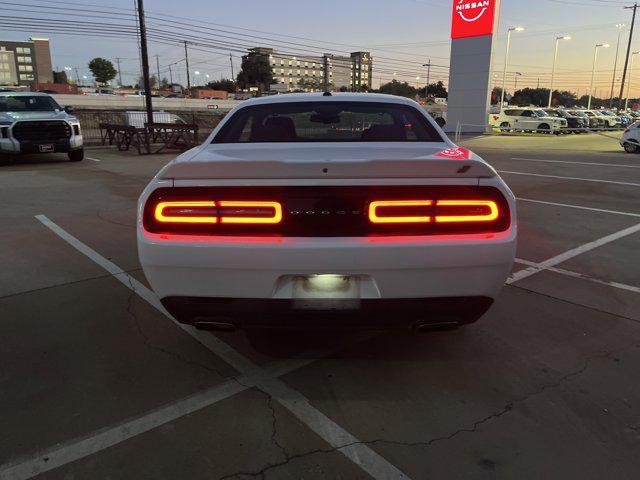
[137,93,517,339]
[620,120,640,152]
[489,108,566,134]
[598,109,623,128]
[37,89,58,94]
[567,110,603,129]
[543,108,588,133]
[582,110,619,128]
[0,92,84,161]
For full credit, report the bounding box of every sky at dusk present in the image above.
[3,0,639,97]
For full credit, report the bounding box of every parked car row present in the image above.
[489,107,639,134]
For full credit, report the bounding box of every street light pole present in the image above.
[618,3,638,109]
[501,27,524,110]
[514,72,522,92]
[548,35,571,108]
[588,43,610,110]
[609,23,626,107]
[625,51,640,109]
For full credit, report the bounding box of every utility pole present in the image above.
[136,0,153,126]
[74,67,80,85]
[229,53,234,79]
[619,3,638,109]
[426,58,431,94]
[610,23,626,107]
[155,54,161,89]
[323,54,329,92]
[184,41,191,95]
[168,64,173,85]
[115,57,123,87]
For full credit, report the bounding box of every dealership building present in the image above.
[243,47,372,92]
[0,38,54,87]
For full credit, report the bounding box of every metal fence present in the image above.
[76,109,227,144]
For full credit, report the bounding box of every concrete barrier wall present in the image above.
[52,94,242,112]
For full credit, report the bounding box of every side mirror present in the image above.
[64,106,75,114]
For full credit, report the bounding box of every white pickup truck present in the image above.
[0,92,84,161]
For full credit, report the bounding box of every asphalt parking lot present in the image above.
[1,131,639,480]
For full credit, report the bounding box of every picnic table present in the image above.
[99,122,199,154]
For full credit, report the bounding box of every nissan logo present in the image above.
[456,0,490,22]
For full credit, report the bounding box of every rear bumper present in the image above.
[139,230,516,316]
[162,296,494,330]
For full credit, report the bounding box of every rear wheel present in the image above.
[624,142,638,153]
[499,122,511,132]
[68,148,84,162]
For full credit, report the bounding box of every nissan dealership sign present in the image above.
[447,0,502,133]
[451,0,500,39]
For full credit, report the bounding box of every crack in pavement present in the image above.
[96,208,136,229]
[124,277,229,378]
[215,343,639,480]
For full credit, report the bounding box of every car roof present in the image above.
[0,91,51,97]
[238,92,421,107]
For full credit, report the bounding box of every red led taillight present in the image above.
[143,186,510,237]
[154,201,218,224]
[434,200,499,223]
[369,200,433,224]
[368,199,500,224]
[218,201,282,224]
[145,194,283,235]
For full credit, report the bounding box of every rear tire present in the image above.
[624,142,638,153]
[68,148,84,162]
[499,122,511,132]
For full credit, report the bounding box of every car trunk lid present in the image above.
[160,143,497,180]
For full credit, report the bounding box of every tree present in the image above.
[379,79,417,98]
[88,58,117,85]
[136,75,158,90]
[297,78,324,92]
[425,80,447,98]
[53,70,68,84]
[236,52,273,91]
[206,78,237,92]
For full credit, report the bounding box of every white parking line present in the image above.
[511,157,640,169]
[17,215,411,480]
[516,198,640,218]
[508,222,640,284]
[86,157,101,162]
[498,170,640,187]
[515,258,640,294]
[0,358,318,480]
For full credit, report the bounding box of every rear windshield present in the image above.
[212,101,443,143]
[0,95,61,112]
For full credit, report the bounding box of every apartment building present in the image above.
[244,47,372,92]
[0,38,54,87]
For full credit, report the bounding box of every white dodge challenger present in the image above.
[138,93,517,334]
